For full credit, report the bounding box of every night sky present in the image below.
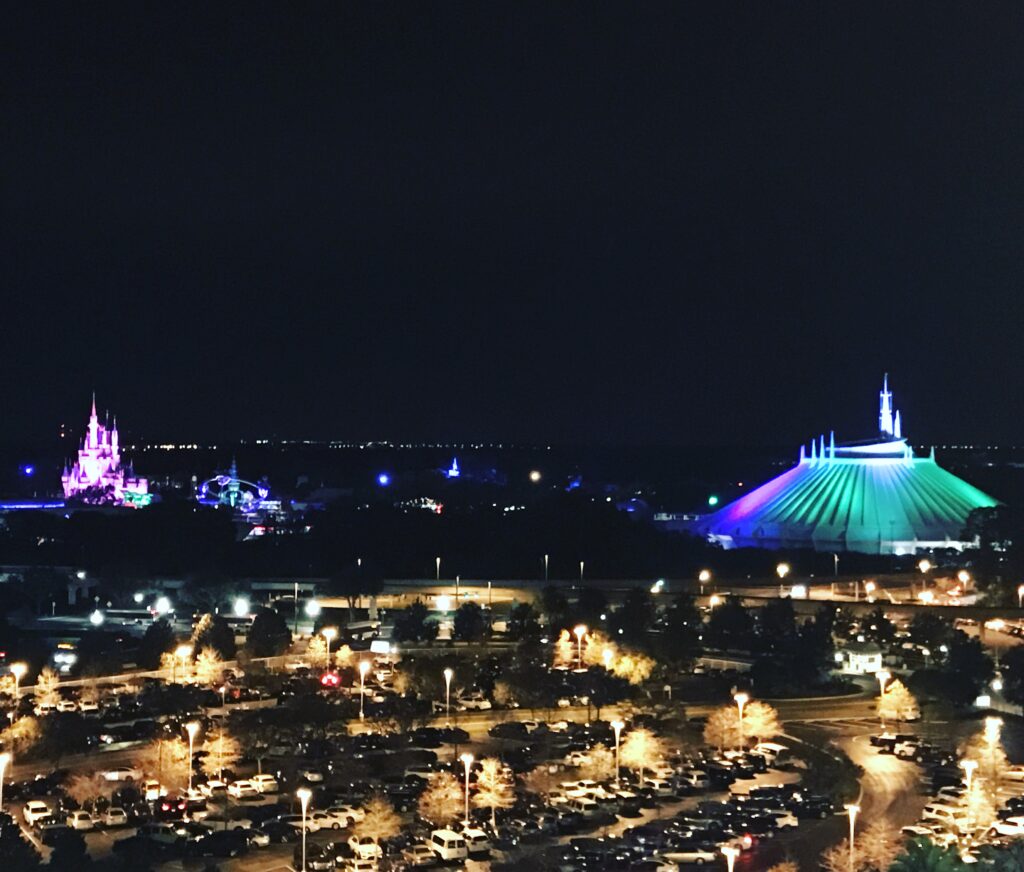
[5,4,1024,446]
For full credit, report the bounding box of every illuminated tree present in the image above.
[0,716,40,754]
[354,792,401,843]
[473,758,515,828]
[820,840,850,872]
[619,728,666,784]
[742,700,781,744]
[577,744,616,783]
[417,771,463,827]
[767,863,799,872]
[194,648,224,686]
[521,765,561,796]
[960,719,1009,803]
[554,630,574,668]
[140,737,191,790]
[703,707,740,751]
[79,681,99,706]
[877,679,918,724]
[306,636,329,670]
[191,613,236,659]
[65,772,109,809]
[858,820,901,871]
[335,643,354,668]
[202,725,241,780]
[34,667,61,708]
[610,651,655,685]
[0,675,16,699]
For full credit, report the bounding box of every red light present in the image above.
[320,672,340,687]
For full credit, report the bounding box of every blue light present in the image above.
[377,472,391,486]
[21,465,34,476]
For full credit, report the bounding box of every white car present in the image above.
[663,846,719,865]
[1005,767,1024,782]
[990,816,1024,837]
[299,768,324,783]
[23,801,51,826]
[78,700,100,714]
[277,814,319,832]
[103,766,143,782]
[402,842,436,867]
[248,829,271,848]
[201,780,229,798]
[104,808,129,828]
[348,834,383,860]
[143,780,166,801]
[456,693,492,711]
[329,805,366,824]
[56,700,78,713]
[200,815,252,831]
[227,780,258,798]
[66,810,95,831]
[901,825,934,838]
[250,774,279,793]
[564,750,592,767]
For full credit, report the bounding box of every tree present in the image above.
[820,840,851,872]
[703,707,740,751]
[661,593,702,666]
[758,597,797,651]
[335,643,354,668]
[194,648,224,686]
[0,716,40,754]
[940,632,994,705]
[577,744,615,783]
[246,607,291,657]
[706,596,754,650]
[306,635,330,670]
[34,667,61,708]
[392,601,438,644]
[766,864,799,872]
[960,778,995,837]
[36,713,91,766]
[877,679,919,724]
[202,725,241,780]
[354,792,401,844]
[619,728,666,784]
[960,718,1009,801]
[909,613,955,652]
[417,770,463,827]
[327,564,384,623]
[999,645,1024,707]
[139,737,191,790]
[0,825,41,868]
[191,613,236,660]
[611,587,655,647]
[742,700,781,744]
[44,831,89,872]
[857,820,901,871]
[65,773,109,810]
[554,630,574,668]
[453,602,487,642]
[888,839,966,872]
[863,606,895,644]
[138,618,176,669]
[506,602,540,641]
[473,758,515,828]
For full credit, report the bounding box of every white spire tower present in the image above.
[879,373,894,436]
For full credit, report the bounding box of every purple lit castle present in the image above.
[61,395,149,506]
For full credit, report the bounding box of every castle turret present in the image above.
[879,374,894,436]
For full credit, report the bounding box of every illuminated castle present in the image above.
[62,395,149,506]
[696,376,997,554]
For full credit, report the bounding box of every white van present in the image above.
[250,774,279,793]
[430,829,468,861]
[567,797,598,818]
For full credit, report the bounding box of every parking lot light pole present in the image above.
[0,752,9,810]
[733,692,748,751]
[359,660,370,720]
[185,722,199,796]
[444,668,454,725]
[845,804,859,872]
[460,753,474,824]
[611,720,624,786]
[721,846,738,872]
[10,663,26,701]
[297,787,311,872]
[573,624,587,669]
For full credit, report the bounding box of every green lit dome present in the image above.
[697,377,997,554]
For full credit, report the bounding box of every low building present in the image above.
[836,640,883,675]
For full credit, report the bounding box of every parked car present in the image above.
[103,807,129,828]
[430,829,468,862]
[250,774,279,793]
[23,801,51,826]
[403,842,437,867]
[349,834,383,859]
[227,780,258,799]
[104,766,144,783]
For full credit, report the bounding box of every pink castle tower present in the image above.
[61,394,149,506]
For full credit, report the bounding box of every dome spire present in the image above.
[879,373,894,436]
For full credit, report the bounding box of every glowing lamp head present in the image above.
[185,721,199,740]
[460,752,474,767]
[435,595,452,612]
[957,570,971,584]
[708,594,722,607]
[992,677,1004,692]
[528,470,542,483]
[21,465,33,476]
[233,597,250,618]
[175,644,193,660]
[733,692,749,707]
[918,590,934,604]
[573,624,587,641]
[775,562,790,579]
[154,596,172,615]
[376,472,390,486]
[443,667,454,683]
[707,494,719,506]
[9,663,26,680]
[322,627,337,642]
[359,660,370,677]
[698,569,711,583]
[133,592,144,604]
[305,599,321,617]
[611,719,624,733]
[296,786,311,809]
[864,581,876,593]
[89,609,104,626]
[918,559,932,573]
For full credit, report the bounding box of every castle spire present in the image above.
[879,373,894,436]
[90,392,97,419]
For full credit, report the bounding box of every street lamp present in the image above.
[985,716,1002,746]
[0,751,9,810]
[958,570,971,585]
[89,609,104,626]
[922,648,931,668]
[219,685,227,708]
[174,644,193,684]
[708,594,722,608]
[721,846,738,872]
[358,660,370,720]
[322,627,337,667]
[10,663,26,700]
[436,556,441,581]
[233,597,249,618]
[460,753,474,824]
[543,554,549,582]
[845,804,860,872]
[1017,584,1024,609]
[733,692,748,750]
[579,561,584,585]
[698,569,711,595]
[776,562,790,580]
[185,722,199,795]
[864,581,876,599]
[573,625,587,669]
[443,667,454,725]
[297,786,312,872]
[611,720,624,786]
[602,648,613,670]
[918,559,932,574]
[305,598,321,618]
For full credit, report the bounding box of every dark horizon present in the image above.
[6,5,1024,446]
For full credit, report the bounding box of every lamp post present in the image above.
[10,663,26,701]
[961,759,977,792]
[174,644,193,684]
[294,580,300,636]
[219,685,227,709]
[460,753,474,824]
[845,804,859,872]
[0,751,9,811]
[543,554,549,582]
[721,846,738,872]
[698,569,711,596]
[185,722,199,796]
[443,667,454,725]
[573,625,587,669]
[864,581,876,600]
[922,648,931,669]
[436,557,441,581]
[733,692,748,750]
[322,627,337,668]
[611,720,624,786]
[876,669,891,726]
[579,561,584,586]
[297,787,311,872]
[359,660,370,720]
[1018,584,1024,609]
